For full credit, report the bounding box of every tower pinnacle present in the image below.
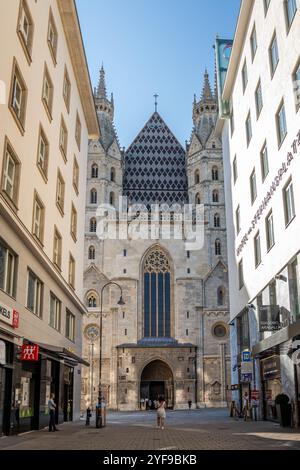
[201,69,213,101]
[97,63,107,99]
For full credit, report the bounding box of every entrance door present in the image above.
[140,360,174,409]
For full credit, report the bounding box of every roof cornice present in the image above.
[57,0,100,139]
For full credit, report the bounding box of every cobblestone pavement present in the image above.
[1,409,300,450]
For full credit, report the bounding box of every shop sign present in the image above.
[261,356,281,380]
[0,340,6,365]
[0,302,19,328]
[21,344,39,361]
[251,390,260,400]
[259,305,281,332]
[241,373,252,383]
[241,361,253,375]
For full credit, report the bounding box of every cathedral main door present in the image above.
[140,360,174,409]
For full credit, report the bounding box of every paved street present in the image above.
[1,409,300,450]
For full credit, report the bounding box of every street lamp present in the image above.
[96,281,125,428]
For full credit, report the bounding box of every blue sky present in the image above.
[76,0,241,147]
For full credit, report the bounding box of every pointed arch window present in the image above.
[212,190,219,203]
[88,246,95,260]
[194,170,200,185]
[90,217,97,233]
[217,286,225,306]
[215,239,221,256]
[214,213,220,228]
[195,193,201,205]
[87,294,97,308]
[91,164,98,178]
[143,247,171,338]
[110,167,115,182]
[90,188,97,204]
[212,166,219,181]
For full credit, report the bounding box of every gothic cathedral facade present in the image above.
[81,66,231,411]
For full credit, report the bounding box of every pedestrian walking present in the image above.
[188,399,192,410]
[48,393,59,432]
[156,396,166,430]
[243,392,250,421]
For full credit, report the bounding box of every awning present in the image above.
[37,342,89,367]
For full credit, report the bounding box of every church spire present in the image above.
[201,69,213,101]
[97,63,107,99]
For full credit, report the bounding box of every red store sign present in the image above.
[0,302,19,328]
[21,344,39,361]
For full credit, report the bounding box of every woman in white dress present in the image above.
[156,396,166,430]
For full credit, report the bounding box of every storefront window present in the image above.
[15,376,34,418]
[237,309,250,355]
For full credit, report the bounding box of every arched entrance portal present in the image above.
[140,360,174,409]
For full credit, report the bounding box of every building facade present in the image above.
[218,0,300,426]
[81,67,231,411]
[0,0,99,435]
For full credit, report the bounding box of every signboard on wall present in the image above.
[259,305,281,332]
[261,356,281,380]
[0,302,19,328]
[21,344,39,361]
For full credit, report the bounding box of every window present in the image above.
[195,193,201,205]
[59,117,68,161]
[9,60,27,132]
[187,250,190,259]
[285,0,297,30]
[37,126,49,180]
[254,232,261,267]
[42,65,53,119]
[88,246,95,260]
[214,213,220,228]
[143,247,171,338]
[245,112,252,146]
[217,287,225,306]
[255,80,263,118]
[0,240,17,297]
[63,67,71,112]
[32,192,45,243]
[90,188,97,204]
[109,192,115,206]
[276,101,287,146]
[250,169,257,205]
[90,218,97,233]
[269,280,277,306]
[1,138,20,208]
[233,156,238,184]
[215,239,221,256]
[125,329,127,336]
[49,293,61,331]
[88,294,97,308]
[242,61,248,92]
[53,228,62,269]
[70,204,77,241]
[111,167,115,182]
[212,166,219,181]
[91,164,98,178]
[293,60,300,111]
[75,113,81,151]
[194,170,200,184]
[56,170,65,214]
[283,179,296,226]
[260,142,269,181]
[73,157,79,194]
[230,100,235,136]
[237,309,249,353]
[66,310,75,341]
[250,25,257,60]
[238,259,244,289]
[269,33,279,77]
[212,190,219,203]
[236,206,241,235]
[27,270,43,317]
[47,8,58,64]
[266,211,275,251]
[17,0,34,62]
[68,254,75,288]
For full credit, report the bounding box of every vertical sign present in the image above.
[215,37,233,118]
